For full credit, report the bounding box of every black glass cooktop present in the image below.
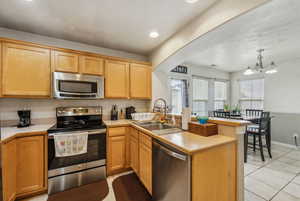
[47,115,106,133]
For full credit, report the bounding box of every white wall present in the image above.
[231,58,300,114]
[152,64,230,108]
[0,27,148,62]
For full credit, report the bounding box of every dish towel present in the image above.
[54,132,88,157]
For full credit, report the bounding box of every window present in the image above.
[192,77,208,116]
[239,79,264,111]
[170,79,189,114]
[214,81,227,110]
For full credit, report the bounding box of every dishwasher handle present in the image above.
[154,142,187,161]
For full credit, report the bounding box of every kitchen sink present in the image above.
[133,121,182,135]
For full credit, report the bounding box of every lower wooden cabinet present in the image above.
[2,140,17,201]
[130,131,139,174]
[16,136,45,196]
[107,127,152,194]
[138,132,152,194]
[108,136,126,173]
[1,134,46,201]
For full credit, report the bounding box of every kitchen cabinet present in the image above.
[108,136,126,173]
[79,56,104,75]
[2,140,17,201]
[2,42,51,97]
[107,127,130,175]
[52,50,79,73]
[0,42,2,97]
[130,128,139,174]
[105,60,129,98]
[138,132,152,194]
[130,64,152,99]
[1,134,46,201]
[16,136,45,196]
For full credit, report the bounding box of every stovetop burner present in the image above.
[47,106,106,134]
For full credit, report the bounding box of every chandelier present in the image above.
[244,49,278,75]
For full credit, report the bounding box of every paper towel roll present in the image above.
[182,107,191,130]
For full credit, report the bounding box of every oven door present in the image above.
[48,130,106,177]
[53,72,104,99]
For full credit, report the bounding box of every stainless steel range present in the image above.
[47,106,107,195]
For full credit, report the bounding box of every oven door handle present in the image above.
[48,129,107,139]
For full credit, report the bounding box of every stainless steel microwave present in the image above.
[53,72,104,99]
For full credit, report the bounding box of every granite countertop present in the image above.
[104,120,236,155]
[1,124,53,141]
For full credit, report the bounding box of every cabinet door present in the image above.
[79,56,104,75]
[16,136,45,195]
[105,60,129,98]
[2,140,17,201]
[139,141,152,194]
[2,43,51,97]
[130,135,139,174]
[130,64,152,99]
[108,136,126,173]
[52,50,79,73]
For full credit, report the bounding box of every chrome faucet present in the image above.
[153,98,168,119]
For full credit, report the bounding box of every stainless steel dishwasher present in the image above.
[153,140,191,201]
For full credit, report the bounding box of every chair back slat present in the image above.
[259,112,270,132]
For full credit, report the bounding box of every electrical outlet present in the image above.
[293,133,299,147]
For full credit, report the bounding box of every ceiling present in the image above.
[183,0,300,72]
[0,0,218,55]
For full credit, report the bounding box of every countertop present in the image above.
[104,120,236,155]
[1,124,53,142]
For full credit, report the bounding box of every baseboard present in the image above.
[271,141,298,149]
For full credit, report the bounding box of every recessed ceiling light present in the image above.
[185,0,199,4]
[149,31,159,38]
[25,0,33,2]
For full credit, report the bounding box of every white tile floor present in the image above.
[23,144,300,201]
[245,143,300,201]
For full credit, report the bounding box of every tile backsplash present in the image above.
[0,98,151,123]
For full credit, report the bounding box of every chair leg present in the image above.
[266,134,272,158]
[258,135,265,162]
[244,133,248,163]
[253,135,256,152]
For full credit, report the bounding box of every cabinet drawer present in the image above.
[131,128,139,139]
[140,132,152,148]
[108,127,127,137]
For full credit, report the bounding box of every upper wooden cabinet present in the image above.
[130,64,152,99]
[2,43,51,97]
[16,136,45,196]
[105,60,129,98]
[79,56,104,76]
[52,50,79,73]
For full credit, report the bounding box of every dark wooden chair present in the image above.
[213,111,230,118]
[246,109,263,124]
[244,112,272,162]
